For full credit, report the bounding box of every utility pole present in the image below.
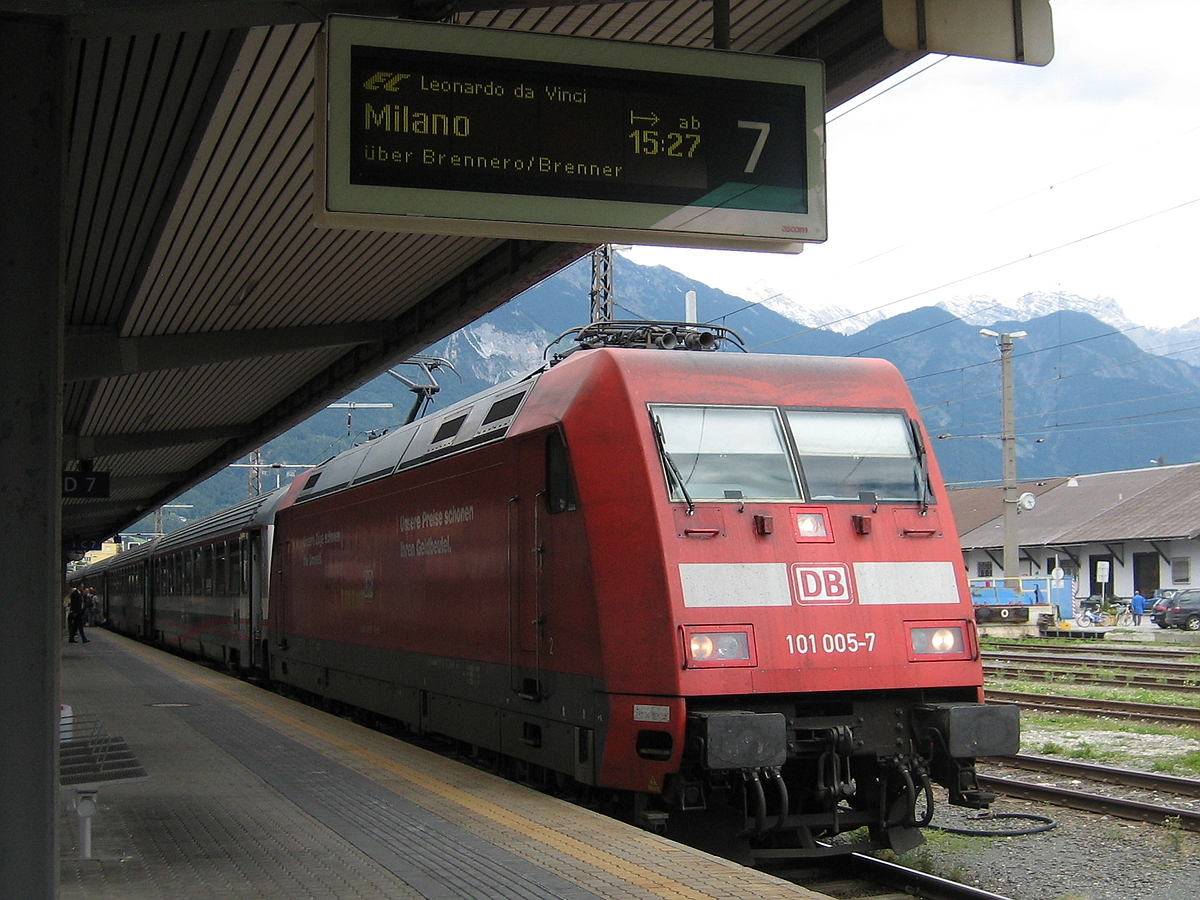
[590,244,614,323]
[248,448,263,498]
[980,328,1027,589]
[153,504,193,536]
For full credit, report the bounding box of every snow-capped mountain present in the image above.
[937,291,1136,330]
[738,281,887,335]
[935,291,1200,366]
[749,282,1200,366]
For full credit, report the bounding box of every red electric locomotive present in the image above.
[262,322,1017,860]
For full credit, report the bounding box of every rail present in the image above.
[976,771,1200,832]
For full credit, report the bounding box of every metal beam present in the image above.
[18,2,432,36]
[108,472,195,491]
[1149,541,1175,565]
[30,0,641,36]
[65,321,402,382]
[62,239,590,542]
[784,0,925,110]
[62,498,159,520]
[64,424,248,460]
[1049,546,1082,568]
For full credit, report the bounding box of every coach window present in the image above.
[786,410,924,502]
[651,405,800,501]
[545,430,577,514]
[202,545,214,595]
[214,541,229,596]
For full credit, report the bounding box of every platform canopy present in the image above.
[9,0,1049,547]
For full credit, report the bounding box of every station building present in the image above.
[948,462,1200,605]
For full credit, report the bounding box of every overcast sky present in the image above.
[625,0,1200,330]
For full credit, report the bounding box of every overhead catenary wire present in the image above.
[741,193,1200,354]
[688,57,1200,390]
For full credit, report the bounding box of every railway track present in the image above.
[984,662,1200,694]
[978,754,1200,832]
[985,640,1200,660]
[985,689,1200,725]
[982,640,1200,694]
[772,853,1020,900]
[986,651,1200,677]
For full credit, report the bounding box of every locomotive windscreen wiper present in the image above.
[652,414,695,515]
[910,418,931,513]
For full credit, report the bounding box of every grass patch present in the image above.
[1021,709,1200,738]
[1065,740,1115,763]
[985,676,1194,707]
[1015,710,1200,773]
[1152,749,1200,778]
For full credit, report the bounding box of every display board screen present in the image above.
[319,17,826,250]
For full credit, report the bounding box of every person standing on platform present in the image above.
[86,585,100,625]
[1131,589,1147,626]
[67,584,90,643]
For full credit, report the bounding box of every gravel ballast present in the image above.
[903,723,1200,900]
[917,796,1199,900]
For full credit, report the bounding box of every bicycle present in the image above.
[1074,597,1134,628]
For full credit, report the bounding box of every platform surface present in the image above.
[59,630,827,900]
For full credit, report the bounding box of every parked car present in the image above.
[1150,589,1178,628]
[1162,588,1200,631]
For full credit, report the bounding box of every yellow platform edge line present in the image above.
[116,637,747,900]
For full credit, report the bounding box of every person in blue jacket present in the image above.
[1131,589,1147,625]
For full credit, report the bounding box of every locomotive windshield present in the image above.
[651,406,801,501]
[651,404,926,503]
[786,409,924,502]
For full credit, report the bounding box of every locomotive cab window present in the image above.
[785,410,925,502]
[651,405,801,501]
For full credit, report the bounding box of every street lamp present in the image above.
[980,328,1027,590]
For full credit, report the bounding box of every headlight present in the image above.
[791,508,833,542]
[795,513,827,538]
[684,628,755,667]
[910,625,965,656]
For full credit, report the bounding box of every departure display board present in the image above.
[318,17,826,251]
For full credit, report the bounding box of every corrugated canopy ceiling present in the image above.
[43,0,926,544]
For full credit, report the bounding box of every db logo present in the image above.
[792,563,855,604]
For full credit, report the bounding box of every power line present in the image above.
[745,194,1200,353]
[698,58,1200,355]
